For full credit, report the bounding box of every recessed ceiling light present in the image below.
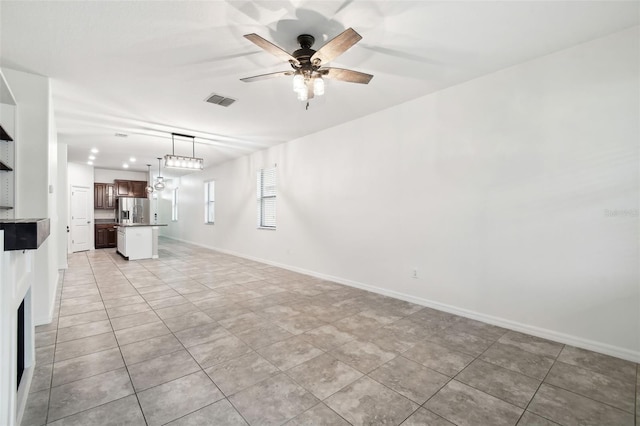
[87,161,93,165]
[88,155,96,160]
[129,157,136,162]
[91,148,99,153]
[123,163,129,168]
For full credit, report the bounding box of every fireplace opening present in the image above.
[17,299,24,390]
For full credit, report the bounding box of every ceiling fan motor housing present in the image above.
[292,34,319,73]
[297,34,315,49]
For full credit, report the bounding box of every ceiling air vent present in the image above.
[206,93,236,107]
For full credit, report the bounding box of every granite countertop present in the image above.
[0,218,48,223]
[117,223,168,227]
[0,218,50,251]
[95,219,117,224]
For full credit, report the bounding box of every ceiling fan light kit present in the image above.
[313,77,324,96]
[292,73,305,92]
[241,27,373,107]
[164,133,204,171]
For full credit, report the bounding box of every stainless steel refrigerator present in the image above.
[116,197,150,224]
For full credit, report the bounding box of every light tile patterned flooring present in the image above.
[23,238,639,425]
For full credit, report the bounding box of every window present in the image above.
[257,167,276,228]
[171,188,178,221]
[204,181,215,224]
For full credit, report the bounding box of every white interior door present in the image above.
[70,186,91,252]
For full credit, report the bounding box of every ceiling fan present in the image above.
[241,28,373,106]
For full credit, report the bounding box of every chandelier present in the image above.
[164,133,204,170]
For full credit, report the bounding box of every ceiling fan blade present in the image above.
[311,28,362,66]
[240,71,293,83]
[243,33,300,66]
[320,67,373,84]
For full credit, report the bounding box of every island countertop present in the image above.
[94,219,117,224]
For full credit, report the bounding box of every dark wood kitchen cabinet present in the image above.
[95,224,117,249]
[114,180,130,197]
[105,185,116,208]
[94,183,105,209]
[114,180,147,198]
[94,183,115,209]
[130,180,147,197]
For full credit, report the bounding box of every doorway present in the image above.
[70,185,91,252]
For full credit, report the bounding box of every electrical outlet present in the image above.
[412,268,418,279]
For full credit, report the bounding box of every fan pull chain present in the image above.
[306,101,309,110]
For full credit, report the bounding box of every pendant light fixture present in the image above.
[145,164,154,194]
[164,133,204,170]
[154,157,165,191]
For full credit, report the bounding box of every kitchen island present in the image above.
[116,223,167,260]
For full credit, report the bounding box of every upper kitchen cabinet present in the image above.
[105,184,115,208]
[94,183,105,208]
[114,179,147,198]
[114,179,130,197]
[130,180,147,198]
[94,183,115,209]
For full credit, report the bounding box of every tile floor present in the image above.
[23,238,639,426]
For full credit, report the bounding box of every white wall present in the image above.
[165,27,639,361]
[94,210,116,220]
[45,82,59,318]
[94,168,146,183]
[57,144,68,268]
[3,68,59,325]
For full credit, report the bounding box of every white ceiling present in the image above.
[0,1,637,177]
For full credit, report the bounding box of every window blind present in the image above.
[257,168,276,228]
[171,188,178,221]
[205,181,215,223]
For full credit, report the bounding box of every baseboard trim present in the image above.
[162,235,640,363]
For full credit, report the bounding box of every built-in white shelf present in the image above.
[0,71,16,219]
